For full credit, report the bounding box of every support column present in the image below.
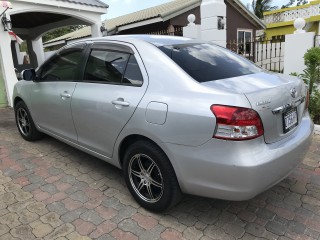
[26,39,38,68]
[32,37,45,66]
[11,41,19,68]
[0,30,17,107]
[201,0,226,47]
[284,18,315,75]
[91,23,102,38]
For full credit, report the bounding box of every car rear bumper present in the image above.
[164,113,314,201]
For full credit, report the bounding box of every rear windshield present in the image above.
[159,43,261,82]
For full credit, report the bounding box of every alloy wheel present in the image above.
[128,153,164,203]
[17,108,30,136]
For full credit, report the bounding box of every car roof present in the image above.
[82,35,204,47]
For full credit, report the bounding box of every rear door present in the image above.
[71,42,148,158]
[30,44,86,141]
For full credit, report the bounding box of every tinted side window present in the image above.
[40,49,83,81]
[122,55,143,86]
[84,50,129,84]
[164,43,261,82]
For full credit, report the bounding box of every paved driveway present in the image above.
[0,108,320,240]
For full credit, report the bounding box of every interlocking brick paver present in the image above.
[132,212,158,230]
[17,209,38,224]
[223,223,246,238]
[0,225,10,236]
[10,225,34,240]
[183,226,204,240]
[70,190,89,203]
[40,212,63,228]
[44,223,75,240]
[84,198,103,209]
[111,228,138,240]
[47,201,69,215]
[80,209,104,225]
[161,228,184,240]
[30,220,53,238]
[73,219,96,236]
[90,220,117,238]
[118,218,144,236]
[27,202,48,216]
[8,199,34,212]
[1,108,320,239]
[159,215,188,232]
[245,222,267,237]
[67,231,91,240]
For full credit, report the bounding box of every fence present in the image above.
[315,35,320,47]
[147,26,183,36]
[227,39,285,73]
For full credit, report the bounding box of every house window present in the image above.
[237,29,252,55]
[271,35,285,42]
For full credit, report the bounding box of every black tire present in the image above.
[14,101,43,141]
[123,140,181,212]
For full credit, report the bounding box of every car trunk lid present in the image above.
[202,72,306,143]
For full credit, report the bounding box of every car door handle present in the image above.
[60,92,71,99]
[112,100,130,107]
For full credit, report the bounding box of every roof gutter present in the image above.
[43,39,66,48]
[117,17,163,32]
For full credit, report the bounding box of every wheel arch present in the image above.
[118,134,162,168]
[117,133,184,190]
[13,96,24,108]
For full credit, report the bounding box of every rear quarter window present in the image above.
[160,43,261,82]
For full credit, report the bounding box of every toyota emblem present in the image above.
[290,88,297,98]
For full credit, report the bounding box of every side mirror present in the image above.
[21,69,36,81]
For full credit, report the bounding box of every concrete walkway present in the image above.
[0,108,320,240]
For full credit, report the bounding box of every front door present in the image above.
[30,44,86,141]
[71,42,147,158]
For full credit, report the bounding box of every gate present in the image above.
[227,39,285,73]
[147,26,183,36]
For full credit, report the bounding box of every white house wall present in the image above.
[0,0,107,107]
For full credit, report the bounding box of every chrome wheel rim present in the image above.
[17,108,30,136]
[128,154,164,203]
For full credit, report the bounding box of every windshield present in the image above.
[159,43,261,82]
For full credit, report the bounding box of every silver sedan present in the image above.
[13,35,314,212]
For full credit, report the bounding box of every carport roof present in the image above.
[55,0,108,8]
[44,0,265,45]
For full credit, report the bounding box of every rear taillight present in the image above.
[211,105,264,140]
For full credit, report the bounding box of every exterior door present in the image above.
[237,29,252,55]
[30,44,86,141]
[71,43,147,158]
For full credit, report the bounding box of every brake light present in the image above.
[211,105,264,140]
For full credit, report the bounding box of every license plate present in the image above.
[283,108,298,133]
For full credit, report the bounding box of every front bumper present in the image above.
[163,114,314,201]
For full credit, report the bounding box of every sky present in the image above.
[100,0,308,19]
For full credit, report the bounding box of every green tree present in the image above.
[294,47,320,124]
[42,25,83,43]
[301,47,320,96]
[281,0,308,9]
[251,0,278,19]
